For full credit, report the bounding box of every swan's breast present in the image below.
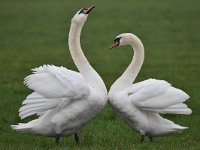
[108,91,152,133]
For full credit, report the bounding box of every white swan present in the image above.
[11,6,107,144]
[108,33,192,142]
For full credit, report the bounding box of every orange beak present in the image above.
[109,41,119,49]
[83,5,95,14]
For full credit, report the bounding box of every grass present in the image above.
[0,0,200,149]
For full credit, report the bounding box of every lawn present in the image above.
[0,0,199,149]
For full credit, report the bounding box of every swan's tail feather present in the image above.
[11,123,32,133]
[171,124,188,133]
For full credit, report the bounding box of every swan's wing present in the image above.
[19,92,64,119]
[127,79,192,115]
[19,65,90,119]
[24,65,89,99]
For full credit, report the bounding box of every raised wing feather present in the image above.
[128,79,192,115]
[24,65,89,99]
[19,65,90,119]
[19,92,64,119]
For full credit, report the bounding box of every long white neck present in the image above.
[112,34,144,90]
[68,20,107,92]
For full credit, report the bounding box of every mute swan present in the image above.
[109,33,192,142]
[11,6,107,145]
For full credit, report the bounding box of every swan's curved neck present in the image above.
[68,21,106,92]
[69,22,92,75]
[112,35,144,89]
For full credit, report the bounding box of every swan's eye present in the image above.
[114,37,121,44]
[110,37,121,49]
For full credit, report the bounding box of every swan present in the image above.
[11,5,107,145]
[108,33,192,142]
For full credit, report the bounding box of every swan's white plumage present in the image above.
[24,65,89,98]
[127,79,191,115]
[19,65,89,119]
[11,7,107,139]
[109,33,192,139]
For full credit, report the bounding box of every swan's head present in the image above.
[110,33,138,48]
[71,5,95,25]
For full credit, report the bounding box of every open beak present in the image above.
[84,5,95,14]
[109,41,119,49]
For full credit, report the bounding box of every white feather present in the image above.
[128,79,190,114]
[109,33,192,139]
[11,8,107,139]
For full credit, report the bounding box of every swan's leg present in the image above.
[52,121,62,145]
[149,136,153,142]
[74,132,80,144]
[55,134,61,145]
[140,134,145,143]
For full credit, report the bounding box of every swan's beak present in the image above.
[109,41,119,49]
[84,5,95,14]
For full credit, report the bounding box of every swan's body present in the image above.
[109,33,192,142]
[11,6,107,144]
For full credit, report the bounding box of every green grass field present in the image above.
[0,0,200,149]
